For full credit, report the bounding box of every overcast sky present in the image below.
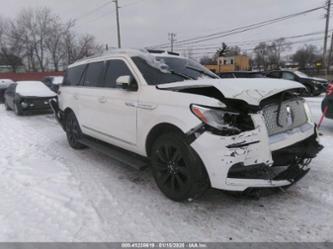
[0,0,329,58]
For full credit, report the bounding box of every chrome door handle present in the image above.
[125,102,137,108]
[99,97,107,104]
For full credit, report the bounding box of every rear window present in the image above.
[63,65,86,86]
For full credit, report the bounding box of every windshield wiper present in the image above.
[169,70,194,80]
[186,66,218,79]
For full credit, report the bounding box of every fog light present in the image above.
[21,102,28,108]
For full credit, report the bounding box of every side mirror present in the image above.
[115,75,137,91]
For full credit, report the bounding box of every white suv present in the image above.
[51,49,323,201]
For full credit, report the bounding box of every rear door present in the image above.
[61,64,87,123]
[78,61,106,134]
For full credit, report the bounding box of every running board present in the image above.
[79,135,149,171]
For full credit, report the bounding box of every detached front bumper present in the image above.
[49,99,65,130]
[191,114,323,191]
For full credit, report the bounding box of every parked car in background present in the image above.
[5,81,57,115]
[218,71,266,79]
[0,79,15,102]
[42,76,64,93]
[321,83,333,119]
[266,70,328,96]
[51,49,322,202]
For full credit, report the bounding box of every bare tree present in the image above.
[253,38,291,70]
[45,19,75,71]
[1,7,103,72]
[0,17,25,72]
[292,45,319,69]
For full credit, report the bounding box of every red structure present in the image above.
[0,72,64,81]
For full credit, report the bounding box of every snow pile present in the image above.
[0,79,15,89]
[16,81,56,98]
[51,76,64,85]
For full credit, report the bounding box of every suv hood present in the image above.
[157,78,305,106]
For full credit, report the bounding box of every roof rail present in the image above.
[147,49,180,56]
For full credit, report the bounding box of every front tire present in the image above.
[65,112,87,150]
[5,101,10,111]
[150,132,209,202]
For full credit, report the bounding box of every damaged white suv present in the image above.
[51,49,323,201]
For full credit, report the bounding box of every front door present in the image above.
[80,58,139,148]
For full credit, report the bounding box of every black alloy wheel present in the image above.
[65,112,87,150]
[151,132,209,202]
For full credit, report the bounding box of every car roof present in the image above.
[68,48,186,69]
[220,71,263,74]
[16,81,44,85]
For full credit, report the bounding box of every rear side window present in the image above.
[84,62,105,87]
[268,71,281,79]
[282,72,296,81]
[63,65,86,86]
[219,73,235,78]
[104,60,135,88]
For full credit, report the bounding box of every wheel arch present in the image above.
[145,123,185,157]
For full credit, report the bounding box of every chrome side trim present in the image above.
[82,125,136,146]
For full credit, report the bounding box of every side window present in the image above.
[268,71,281,79]
[84,62,105,87]
[219,73,234,78]
[63,65,86,86]
[282,72,296,81]
[104,60,135,88]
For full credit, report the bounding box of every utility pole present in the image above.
[323,0,331,71]
[113,0,121,48]
[168,33,176,52]
[327,32,333,74]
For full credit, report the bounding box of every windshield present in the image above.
[132,55,218,85]
[294,71,308,78]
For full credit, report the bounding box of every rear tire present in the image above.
[65,112,87,150]
[150,132,209,202]
[14,102,23,116]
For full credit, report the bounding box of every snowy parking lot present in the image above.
[0,97,332,242]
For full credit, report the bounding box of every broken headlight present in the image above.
[190,104,254,135]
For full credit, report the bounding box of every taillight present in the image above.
[327,83,333,96]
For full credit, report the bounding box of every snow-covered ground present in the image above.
[0,97,332,242]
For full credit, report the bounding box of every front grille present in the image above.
[25,98,52,109]
[262,98,308,136]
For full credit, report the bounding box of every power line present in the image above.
[121,0,148,8]
[75,1,113,21]
[175,30,333,52]
[188,36,329,57]
[149,5,326,49]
